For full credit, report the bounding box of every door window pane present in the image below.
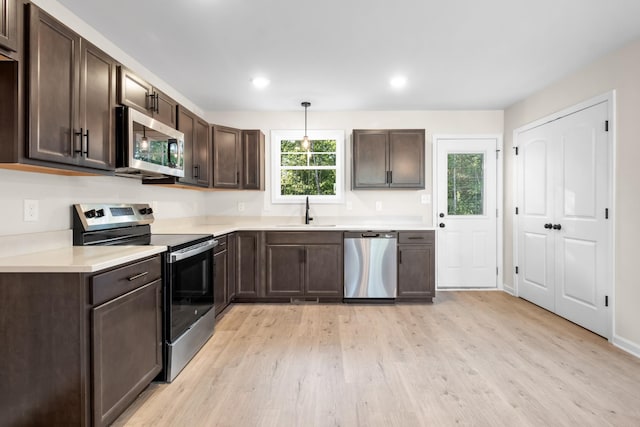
[448,153,484,215]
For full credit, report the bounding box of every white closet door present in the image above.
[554,102,609,337]
[516,101,610,337]
[517,123,556,311]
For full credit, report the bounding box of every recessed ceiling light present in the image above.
[251,77,270,89]
[390,76,407,89]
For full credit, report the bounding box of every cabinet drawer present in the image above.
[214,235,228,254]
[398,231,434,245]
[91,255,162,305]
[266,231,343,245]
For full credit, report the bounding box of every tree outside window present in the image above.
[271,130,344,203]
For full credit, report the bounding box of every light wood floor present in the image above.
[114,292,640,426]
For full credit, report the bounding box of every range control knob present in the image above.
[147,207,153,214]
[139,207,149,215]
[95,209,105,218]
[84,209,96,219]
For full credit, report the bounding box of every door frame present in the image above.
[432,134,504,291]
[512,91,616,340]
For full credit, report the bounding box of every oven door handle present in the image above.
[168,239,218,263]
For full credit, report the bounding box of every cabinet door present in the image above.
[117,66,152,114]
[227,233,237,302]
[389,130,424,188]
[92,279,162,427]
[241,130,264,190]
[352,130,389,188]
[153,88,177,128]
[78,40,116,170]
[195,117,211,187]
[0,0,17,53]
[177,106,197,184]
[214,248,228,316]
[212,125,241,188]
[397,244,435,300]
[305,244,343,297]
[235,231,260,298]
[28,6,81,165]
[266,245,305,296]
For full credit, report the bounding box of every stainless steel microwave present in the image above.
[115,107,185,179]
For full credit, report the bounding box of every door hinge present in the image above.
[496,267,499,275]
[605,208,609,219]
[496,149,501,159]
[513,146,519,155]
[605,295,609,307]
[515,207,519,215]
[515,266,519,274]
[605,120,609,132]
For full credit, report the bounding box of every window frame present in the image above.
[270,129,345,204]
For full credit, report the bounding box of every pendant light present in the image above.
[301,101,311,150]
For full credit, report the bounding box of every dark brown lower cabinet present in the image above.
[0,255,162,426]
[213,235,229,316]
[397,231,435,301]
[92,279,162,427]
[265,232,343,300]
[235,231,261,299]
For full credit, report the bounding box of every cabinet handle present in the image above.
[84,129,90,157]
[407,236,424,240]
[398,251,402,264]
[194,165,199,178]
[154,93,160,113]
[544,223,553,229]
[145,93,152,111]
[385,171,390,184]
[237,171,240,185]
[389,170,392,184]
[74,128,84,156]
[552,224,562,230]
[127,271,148,281]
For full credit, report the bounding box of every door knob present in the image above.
[439,213,445,218]
[552,224,562,230]
[439,223,445,228]
[544,223,553,229]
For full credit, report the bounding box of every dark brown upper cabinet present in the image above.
[177,106,210,187]
[0,0,18,54]
[241,130,265,190]
[352,129,425,189]
[117,66,177,128]
[27,5,115,171]
[212,126,265,190]
[212,125,241,188]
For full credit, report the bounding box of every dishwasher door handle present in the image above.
[361,233,380,238]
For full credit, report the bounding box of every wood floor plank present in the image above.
[113,292,640,426]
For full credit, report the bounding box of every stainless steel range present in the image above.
[73,203,217,382]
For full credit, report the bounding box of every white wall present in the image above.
[0,169,207,235]
[205,110,503,225]
[504,38,640,353]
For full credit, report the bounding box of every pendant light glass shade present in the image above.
[301,101,311,150]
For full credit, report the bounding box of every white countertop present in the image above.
[0,245,167,273]
[0,222,434,273]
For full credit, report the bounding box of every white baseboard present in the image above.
[502,283,515,296]
[612,335,640,359]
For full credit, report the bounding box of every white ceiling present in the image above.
[57,0,640,111]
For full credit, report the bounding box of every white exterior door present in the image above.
[516,101,610,337]
[436,137,498,288]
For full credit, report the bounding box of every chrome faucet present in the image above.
[305,196,313,224]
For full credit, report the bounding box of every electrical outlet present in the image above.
[375,201,382,211]
[238,202,245,212]
[421,194,431,204]
[24,199,39,222]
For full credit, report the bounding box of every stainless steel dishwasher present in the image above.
[344,231,397,299]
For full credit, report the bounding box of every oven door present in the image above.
[167,246,214,342]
